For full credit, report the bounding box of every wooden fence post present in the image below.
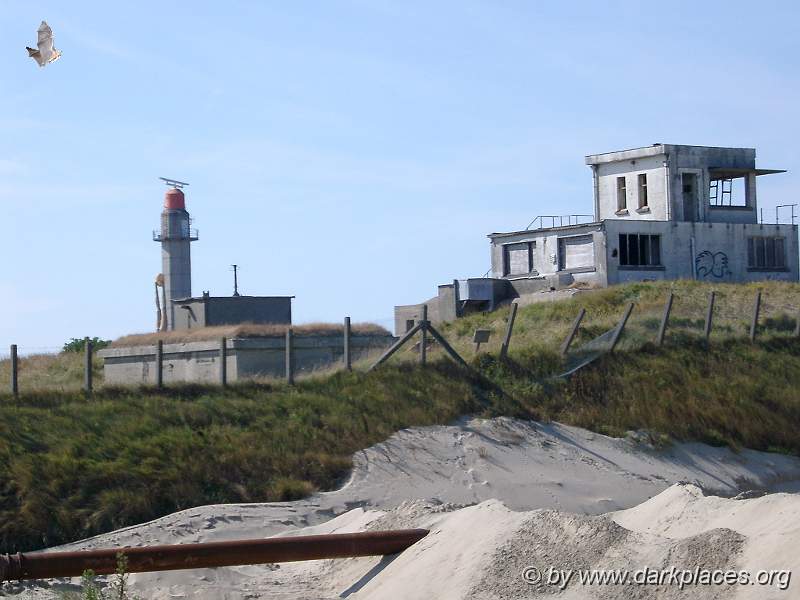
[368,323,422,371]
[156,340,164,388]
[609,303,634,352]
[10,344,18,398]
[795,311,800,338]
[343,317,352,371]
[84,338,93,395]
[656,292,674,346]
[704,291,715,343]
[499,302,518,361]
[219,337,227,387]
[419,305,428,366]
[286,328,294,385]
[750,291,761,342]
[560,308,585,356]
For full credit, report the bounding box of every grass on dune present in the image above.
[0,280,799,553]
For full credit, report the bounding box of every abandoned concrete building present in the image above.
[395,144,799,334]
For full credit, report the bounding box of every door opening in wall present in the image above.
[682,173,698,221]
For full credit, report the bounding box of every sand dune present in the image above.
[7,418,800,599]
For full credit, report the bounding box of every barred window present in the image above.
[619,234,661,267]
[748,237,785,269]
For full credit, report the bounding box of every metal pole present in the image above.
[84,338,93,395]
[704,291,715,343]
[0,528,429,582]
[219,337,227,387]
[560,308,585,356]
[343,317,352,372]
[499,302,518,361]
[656,292,674,346]
[156,340,164,388]
[419,305,428,366]
[609,303,634,352]
[750,291,761,342]
[369,323,423,371]
[10,345,18,398]
[285,328,294,385]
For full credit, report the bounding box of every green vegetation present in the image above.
[0,280,798,554]
[63,337,112,354]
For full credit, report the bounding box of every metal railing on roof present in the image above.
[525,214,595,230]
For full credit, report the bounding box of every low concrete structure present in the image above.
[173,293,293,330]
[100,332,396,385]
[395,144,799,333]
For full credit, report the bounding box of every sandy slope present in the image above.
[5,417,800,599]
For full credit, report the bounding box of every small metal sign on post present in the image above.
[473,329,491,353]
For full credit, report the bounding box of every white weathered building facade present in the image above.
[394,144,798,334]
[489,144,798,287]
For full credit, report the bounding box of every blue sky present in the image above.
[2,1,800,352]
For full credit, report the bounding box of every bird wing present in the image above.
[36,21,55,59]
[26,46,46,67]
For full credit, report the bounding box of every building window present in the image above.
[502,241,535,276]
[405,319,415,333]
[748,237,785,269]
[709,177,747,207]
[618,234,661,267]
[616,177,627,211]
[638,174,648,208]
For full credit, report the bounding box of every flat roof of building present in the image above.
[173,295,295,303]
[585,143,757,165]
[488,221,602,239]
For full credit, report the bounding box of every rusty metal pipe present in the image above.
[0,529,429,582]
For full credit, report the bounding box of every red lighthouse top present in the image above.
[164,188,185,210]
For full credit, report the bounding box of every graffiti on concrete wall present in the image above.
[695,251,731,279]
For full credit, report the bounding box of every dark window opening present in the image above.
[748,237,785,269]
[618,233,661,267]
[405,319,415,333]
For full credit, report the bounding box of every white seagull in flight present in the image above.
[26,21,62,67]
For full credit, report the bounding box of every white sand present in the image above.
[5,417,800,599]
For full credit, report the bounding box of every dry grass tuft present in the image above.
[111,321,391,347]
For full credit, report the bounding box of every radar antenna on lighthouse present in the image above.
[159,177,190,189]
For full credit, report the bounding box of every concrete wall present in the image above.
[160,209,194,330]
[99,333,395,385]
[604,220,799,285]
[488,223,606,288]
[595,153,668,221]
[172,296,293,330]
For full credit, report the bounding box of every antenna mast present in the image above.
[231,264,240,297]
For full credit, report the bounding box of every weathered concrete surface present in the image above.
[99,333,395,385]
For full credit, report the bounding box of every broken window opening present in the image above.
[638,174,648,208]
[616,176,627,211]
[709,176,746,207]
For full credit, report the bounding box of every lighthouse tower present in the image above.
[153,178,198,330]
